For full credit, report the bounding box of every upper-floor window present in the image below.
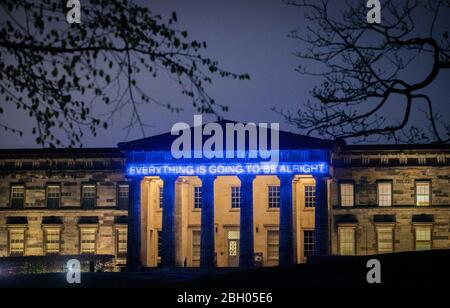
[340,183,354,207]
[377,182,392,207]
[338,227,355,256]
[117,184,129,209]
[268,185,280,209]
[81,185,96,208]
[194,186,202,209]
[159,186,163,208]
[231,186,241,209]
[304,185,315,208]
[416,181,431,206]
[46,185,61,209]
[10,185,25,209]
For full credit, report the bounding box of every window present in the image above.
[10,186,25,208]
[267,230,279,261]
[231,186,241,209]
[117,185,129,209]
[268,185,280,209]
[340,183,354,207]
[46,185,61,209]
[304,185,315,208]
[303,230,315,259]
[81,185,96,208]
[194,186,202,209]
[157,230,162,266]
[377,182,392,206]
[116,229,127,257]
[80,229,96,254]
[9,229,25,256]
[159,186,163,208]
[416,181,431,206]
[415,227,432,251]
[192,230,201,262]
[45,229,61,254]
[376,227,393,254]
[339,227,355,256]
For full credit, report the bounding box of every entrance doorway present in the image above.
[227,230,240,266]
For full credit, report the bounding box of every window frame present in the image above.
[303,229,315,260]
[339,181,355,207]
[46,184,61,209]
[79,227,97,255]
[10,184,25,209]
[375,225,394,254]
[414,224,433,251]
[266,229,279,261]
[193,186,202,209]
[43,227,62,255]
[231,186,241,209]
[117,183,130,209]
[267,185,280,209]
[8,227,26,256]
[304,185,316,209]
[338,225,356,256]
[415,180,432,207]
[81,184,97,208]
[376,180,393,207]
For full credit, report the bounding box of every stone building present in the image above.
[0,122,448,271]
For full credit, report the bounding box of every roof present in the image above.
[118,119,336,151]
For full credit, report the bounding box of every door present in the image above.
[227,230,240,267]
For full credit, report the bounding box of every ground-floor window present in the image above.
[80,228,97,254]
[192,230,201,263]
[415,226,432,251]
[9,229,25,256]
[338,227,355,256]
[303,230,315,259]
[376,227,393,254]
[44,228,61,254]
[116,229,128,257]
[267,230,279,261]
[157,230,162,266]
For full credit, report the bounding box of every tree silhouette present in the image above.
[277,0,449,143]
[0,0,249,147]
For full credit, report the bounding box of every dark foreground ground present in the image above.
[1,250,450,288]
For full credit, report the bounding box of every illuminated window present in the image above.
[415,227,432,251]
[9,229,25,256]
[416,181,431,206]
[376,227,393,254]
[82,185,96,208]
[45,228,61,254]
[46,185,60,208]
[303,230,315,259]
[340,183,354,207]
[231,186,241,209]
[192,230,201,262]
[117,184,129,208]
[339,227,355,256]
[304,185,315,208]
[80,228,96,254]
[268,185,280,209]
[194,186,202,209]
[10,186,25,208]
[116,229,127,257]
[267,230,279,261]
[377,182,392,207]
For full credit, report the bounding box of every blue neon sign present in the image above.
[126,162,328,177]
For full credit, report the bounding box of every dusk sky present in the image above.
[1,0,449,148]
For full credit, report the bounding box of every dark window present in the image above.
[10,186,25,209]
[159,186,163,208]
[268,185,280,209]
[46,185,60,209]
[304,185,315,208]
[117,184,129,209]
[303,230,315,259]
[194,186,202,209]
[231,186,241,209]
[157,230,162,267]
[82,185,96,209]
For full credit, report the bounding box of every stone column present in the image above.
[161,175,177,266]
[314,176,329,255]
[279,174,294,266]
[239,175,255,267]
[126,177,142,271]
[200,175,216,267]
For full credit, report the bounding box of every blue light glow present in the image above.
[126,162,328,177]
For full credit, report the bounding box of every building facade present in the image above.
[0,125,449,270]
